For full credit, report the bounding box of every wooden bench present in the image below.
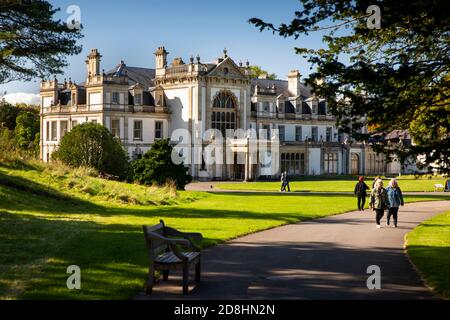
[434,184,445,192]
[143,220,202,295]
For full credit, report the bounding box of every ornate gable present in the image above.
[207,57,248,79]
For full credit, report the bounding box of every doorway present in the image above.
[351,153,360,175]
[231,152,245,180]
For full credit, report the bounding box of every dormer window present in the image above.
[312,100,318,114]
[135,93,142,105]
[223,67,229,75]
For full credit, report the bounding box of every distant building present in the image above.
[40,47,407,180]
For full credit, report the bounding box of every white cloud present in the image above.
[2,92,40,106]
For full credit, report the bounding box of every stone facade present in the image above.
[40,47,404,180]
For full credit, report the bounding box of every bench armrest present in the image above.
[165,227,203,251]
[145,231,191,248]
[164,226,202,239]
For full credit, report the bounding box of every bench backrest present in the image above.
[143,220,169,260]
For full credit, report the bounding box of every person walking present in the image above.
[386,178,404,228]
[354,176,370,211]
[280,171,290,192]
[284,171,291,192]
[370,179,388,229]
[280,171,286,192]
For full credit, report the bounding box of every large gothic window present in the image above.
[211,90,237,136]
[213,90,236,109]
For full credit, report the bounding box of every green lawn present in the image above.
[217,176,448,193]
[0,164,449,299]
[406,211,450,299]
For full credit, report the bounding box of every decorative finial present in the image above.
[190,55,194,64]
[196,54,200,63]
[239,61,243,67]
[223,48,228,58]
[245,60,250,67]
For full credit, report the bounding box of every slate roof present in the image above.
[251,78,312,98]
[105,63,155,89]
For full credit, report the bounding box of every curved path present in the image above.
[136,200,449,300]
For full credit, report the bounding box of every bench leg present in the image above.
[182,264,189,295]
[146,266,154,295]
[195,261,201,282]
[163,270,169,281]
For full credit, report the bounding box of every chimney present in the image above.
[154,46,169,69]
[288,70,301,97]
[85,49,102,77]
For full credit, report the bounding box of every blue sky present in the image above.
[1,0,329,100]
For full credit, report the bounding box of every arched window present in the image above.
[213,90,236,109]
[211,90,237,136]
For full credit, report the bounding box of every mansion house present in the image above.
[40,47,402,180]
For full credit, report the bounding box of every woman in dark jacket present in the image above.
[370,179,388,229]
[354,176,370,211]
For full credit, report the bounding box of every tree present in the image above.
[248,65,277,80]
[52,123,129,179]
[250,0,450,173]
[131,139,192,190]
[0,100,21,130]
[0,0,83,83]
[14,111,39,150]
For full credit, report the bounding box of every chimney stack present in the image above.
[85,49,102,77]
[154,46,169,69]
[288,70,301,97]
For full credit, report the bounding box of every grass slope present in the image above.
[406,211,450,299]
[0,160,199,206]
[0,163,448,299]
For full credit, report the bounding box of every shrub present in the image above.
[52,123,129,179]
[131,139,192,190]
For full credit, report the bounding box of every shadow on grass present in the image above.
[0,159,44,172]
[0,210,225,299]
[0,210,143,299]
